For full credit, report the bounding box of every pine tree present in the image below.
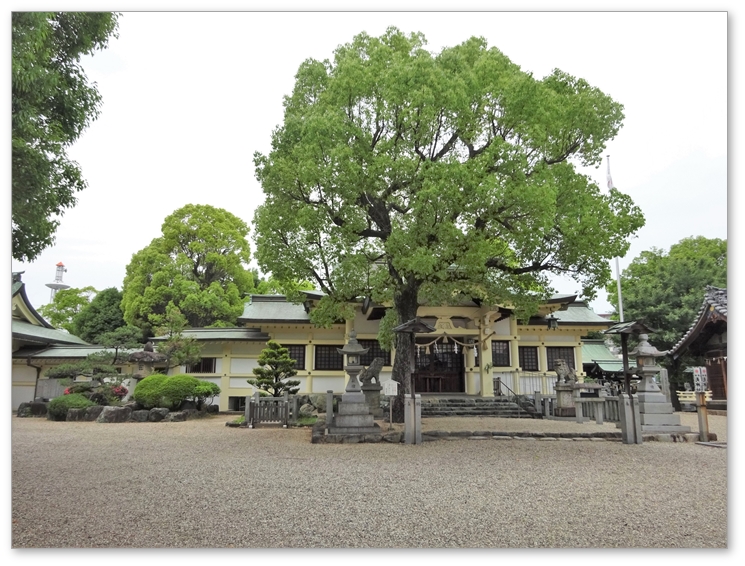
[248,341,300,397]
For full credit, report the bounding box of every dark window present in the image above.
[416,342,460,372]
[359,340,391,366]
[314,345,344,370]
[546,347,575,370]
[186,358,217,373]
[519,346,539,371]
[491,341,511,366]
[284,344,306,370]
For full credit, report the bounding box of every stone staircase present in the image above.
[420,396,539,419]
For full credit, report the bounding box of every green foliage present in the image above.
[73,287,128,343]
[48,393,94,420]
[606,237,727,352]
[95,326,144,363]
[12,12,120,262]
[133,373,217,409]
[153,305,202,368]
[247,341,301,397]
[132,374,169,409]
[121,204,255,331]
[38,286,97,334]
[253,29,645,395]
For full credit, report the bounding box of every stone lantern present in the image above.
[124,342,166,402]
[327,330,379,435]
[629,334,690,435]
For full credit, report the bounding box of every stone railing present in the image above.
[535,394,621,425]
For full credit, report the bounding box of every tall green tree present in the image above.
[253,29,645,417]
[153,305,202,370]
[12,12,119,262]
[247,341,301,397]
[73,287,128,343]
[38,286,97,334]
[606,236,727,353]
[121,204,255,331]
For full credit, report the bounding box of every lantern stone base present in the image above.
[362,383,384,417]
[636,386,691,434]
[327,392,379,435]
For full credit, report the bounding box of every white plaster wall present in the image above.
[200,344,223,356]
[230,358,259,374]
[311,377,345,393]
[493,318,512,335]
[229,377,254,389]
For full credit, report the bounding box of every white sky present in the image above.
[5,5,731,315]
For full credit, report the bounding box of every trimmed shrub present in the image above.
[194,381,221,405]
[132,374,169,409]
[48,393,95,421]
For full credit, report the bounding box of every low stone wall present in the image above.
[15,402,219,423]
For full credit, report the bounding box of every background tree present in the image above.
[253,29,645,419]
[72,287,129,343]
[247,341,301,397]
[121,204,255,332]
[153,305,203,370]
[96,326,144,364]
[606,236,727,382]
[38,286,97,334]
[12,12,119,262]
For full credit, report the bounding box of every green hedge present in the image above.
[133,374,221,410]
[48,393,95,421]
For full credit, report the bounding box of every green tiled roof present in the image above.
[152,327,271,342]
[554,303,613,325]
[581,340,623,372]
[12,320,88,346]
[239,295,311,323]
[13,345,120,360]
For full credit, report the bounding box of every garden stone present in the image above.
[165,411,187,422]
[96,406,132,423]
[200,404,219,414]
[17,402,48,417]
[131,410,150,422]
[179,400,198,411]
[84,406,105,421]
[148,408,169,422]
[309,394,327,412]
[66,408,87,422]
[299,403,316,417]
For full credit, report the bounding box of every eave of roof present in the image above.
[670,287,728,358]
[152,327,272,342]
[12,320,88,346]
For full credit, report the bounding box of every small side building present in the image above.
[669,286,727,410]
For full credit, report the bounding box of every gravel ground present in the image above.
[11,413,727,548]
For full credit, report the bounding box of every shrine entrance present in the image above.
[412,339,465,393]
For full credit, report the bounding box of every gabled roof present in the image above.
[527,301,612,327]
[239,295,311,323]
[12,344,121,360]
[581,339,623,373]
[152,327,272,342]
[670,286,728,359]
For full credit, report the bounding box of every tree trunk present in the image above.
[390,280,419,423]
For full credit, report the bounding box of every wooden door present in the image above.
[412,342,464,393]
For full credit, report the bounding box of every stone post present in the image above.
[404,394,422,445]
[696,391,710,442]
[325,390,334,430]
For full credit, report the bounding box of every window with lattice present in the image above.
[283,344,306,370]
[314,345,344,370]
[546,347,575,370]
[491,341,511,366]
[519,346,539,371]
[186,358,217,374]
[359,340,391,366]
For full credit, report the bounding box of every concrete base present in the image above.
[327,423,381,435]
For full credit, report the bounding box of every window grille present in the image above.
[186,358,217,374]
[314,345,344,370]
[546,347,575,370]
[519,346,540,371]
[283,344,306,370]
[359,340,391,366]
[491,341,511,366]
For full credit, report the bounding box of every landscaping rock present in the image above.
[131,410,150,422]
[17,402,48,418]
[148,408,169,422]
[165,411,187,422]
[309,394,327,411]
[382,432,403,443]
[179,400,198,411]
[96,406,132,423]
[84,406,105,421]
[66,408,87,422]
[299,403,316,417]
[201,404,219,414]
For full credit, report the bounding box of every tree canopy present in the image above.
[38,286,97,334]
[606,236,727,352]
[253,29,645,407]
[121,204,254,331]
[73,287,128,343]
[12,12,119,262]
[247,341,301,397]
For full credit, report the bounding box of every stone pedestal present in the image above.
[636,371,691,434]
[362,382,384,417]
[327,390,379,434]
[554,383,576,417]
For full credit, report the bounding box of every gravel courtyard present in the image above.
[11,413,727,548]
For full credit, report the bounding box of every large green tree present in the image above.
[12,12,119,262]
[73,287,128,343]
[606,236,727,353]
[38,286,97,334]
[121,204,254,331]
[253,29,645,417]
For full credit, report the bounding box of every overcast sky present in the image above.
[7,7,730,315]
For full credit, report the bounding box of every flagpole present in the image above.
[607,155,624,322]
